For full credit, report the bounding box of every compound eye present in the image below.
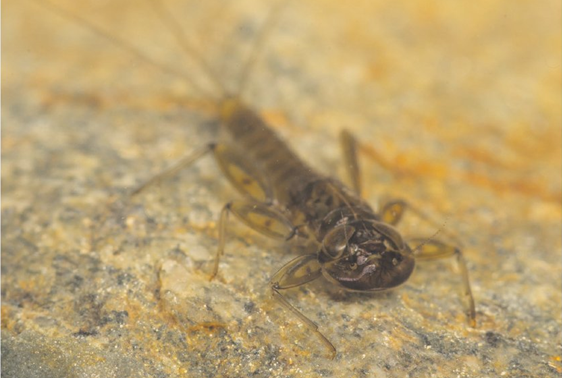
[322,225,356,259]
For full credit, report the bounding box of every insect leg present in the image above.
[339,130,362,196]
[132,142,274,203]
[211,137,309,278]
[379,199,407,225]
[131,144,216,196]
[211,200,297,279]
[269,254,336,359]
[380,199,462,246]
[408,239,476,327]
[213,144,273,203]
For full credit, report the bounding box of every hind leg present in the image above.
[131,143,216,196]
[132,142,273,202]
[132,143,299,278]
[211,199,298,280]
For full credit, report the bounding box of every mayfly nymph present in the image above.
[40,0,477,358]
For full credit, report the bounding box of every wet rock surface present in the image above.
[3,0,561,377]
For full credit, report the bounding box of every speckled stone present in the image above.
[3,0,561,377]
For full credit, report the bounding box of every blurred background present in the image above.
[3,0,561,377]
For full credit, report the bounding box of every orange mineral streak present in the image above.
[361,143,561,205]
[186,322,227,334]
[549,356,562,374]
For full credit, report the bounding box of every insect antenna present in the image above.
[32,0,219,101]
[145,0,227,98]
[411,219,448,255]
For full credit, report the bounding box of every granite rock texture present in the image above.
[3,0,561,377]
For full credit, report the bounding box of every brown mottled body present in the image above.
[220,98,419,295]
[221,99,372,234]
[131,97,475,358]
[41,0,476,358]
[216,96,474,359]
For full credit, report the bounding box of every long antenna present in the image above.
[411,220,448,255]
[145,0,227,97]
[235,0,287,97]
[32,0,218,100]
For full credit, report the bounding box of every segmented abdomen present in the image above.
[221,100,319,200]
[221,100,374,237]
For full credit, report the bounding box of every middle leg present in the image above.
[211,200,297,280]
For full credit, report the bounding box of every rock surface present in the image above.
[3,0,561,377]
